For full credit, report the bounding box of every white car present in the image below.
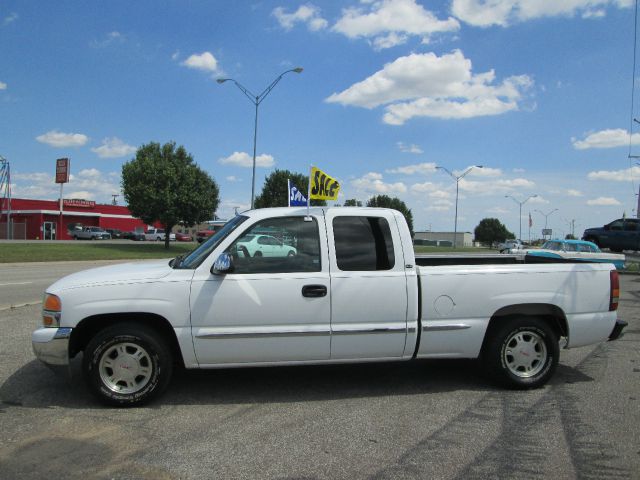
[499,239,523,253]
[236,234,297,257]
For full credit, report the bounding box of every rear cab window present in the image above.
[332,216,396,271]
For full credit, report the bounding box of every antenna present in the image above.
[111,194,119,205]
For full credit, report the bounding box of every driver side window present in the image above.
[226,217,321,274]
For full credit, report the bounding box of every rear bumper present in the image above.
[608,319,627,341]
[32,327,72,366]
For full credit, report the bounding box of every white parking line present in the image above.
[0,281,33,286]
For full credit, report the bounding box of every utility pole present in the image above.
[0,156,11,239]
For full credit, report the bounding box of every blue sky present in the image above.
[2,0,639,238]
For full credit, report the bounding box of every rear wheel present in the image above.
[483,317,558,389]
[83,323,173,406]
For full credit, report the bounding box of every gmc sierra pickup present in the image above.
[33,207,626,406]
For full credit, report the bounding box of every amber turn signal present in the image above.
[43,294,61,312]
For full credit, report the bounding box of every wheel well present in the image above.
[69,313,184,367]
[481,304,568,353]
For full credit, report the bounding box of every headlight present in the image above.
[42,293,61,327]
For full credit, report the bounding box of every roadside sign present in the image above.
[55,158,70,184]
[542,228,552,236]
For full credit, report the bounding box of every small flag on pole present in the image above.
[309,166,340,201]
[288,179,308,207]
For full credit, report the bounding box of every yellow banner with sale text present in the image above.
[309,166,340,201]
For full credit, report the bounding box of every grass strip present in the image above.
[0,242,196,263]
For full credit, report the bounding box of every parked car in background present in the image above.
[236,234,297,257]
[105,229,122,239]
[582,218,640,252]
[498,239,523,253]
[196,221,227,243]
[144,228,176,242]
[519,239,626,270]
[196,226,216,243]
[72,227,111,240]
[175,232,193,242]
[122,231,145,241]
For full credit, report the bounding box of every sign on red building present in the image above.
[55,158,70,184]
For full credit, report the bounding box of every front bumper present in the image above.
[32,327,72,366]
[608,319,627,341]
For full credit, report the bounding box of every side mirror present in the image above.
[211,252,234,275]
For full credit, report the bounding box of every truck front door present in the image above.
[189,215,331,365]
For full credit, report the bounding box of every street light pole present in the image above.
[436,165,483,248]
[217,67,303,209]
[534,208,558,239]
[505,194,538,241]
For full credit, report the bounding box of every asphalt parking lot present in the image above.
[0,263,638,479]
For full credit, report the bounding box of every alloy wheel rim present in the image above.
[503,330,547,378]
[99,342,153,394]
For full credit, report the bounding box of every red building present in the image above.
[2,198,149,240]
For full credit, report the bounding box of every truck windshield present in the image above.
[177,215,248,269]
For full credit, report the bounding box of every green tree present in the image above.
[254,169,326,208]
[344,198,363,207]
[122,141,219,249]
[474,218,514,246]
[366,195,414,236]
[565,233,577,240]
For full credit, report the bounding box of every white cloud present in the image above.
[182,52,219,73]
[218,151,275,168]
[459,177,535,195]
[326,50,533,124]
[588,166,640,181]
[387,162,437,175]
[572,128,640,150]
[226,176,241,182]
[451,0,632,27]
[0,81,6,90]
[351,172,407,194]
[3,12,18,26]
[586,197,622,206]
[36,130,89,148]
[91,137,137,158]
[454,166,502,177]
[333,0,460,50]
[410,181,437,193]
[12,169,121,203]
[90,31,125,48]
[273,4,328,31]
[397,142,423,154]
[567,189,583,197]
[77,168,102,179]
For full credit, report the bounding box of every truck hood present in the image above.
[47,259,174,293]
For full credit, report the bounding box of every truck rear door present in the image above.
[325,210,409,360]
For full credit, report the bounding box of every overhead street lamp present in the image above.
[535,208,559,239]
[505,194,538,242]
[436,165,483,248]
[217,67,303,209]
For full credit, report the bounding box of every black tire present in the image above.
[287,250,295,257]
[482,317,559,389]
[254,251,262,257]
[83,323,173,406]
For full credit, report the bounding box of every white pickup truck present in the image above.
[144,228,175,242]
[32,207,626,406]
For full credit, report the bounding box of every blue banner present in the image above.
[289,181,308,207]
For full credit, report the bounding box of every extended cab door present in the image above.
[325,210,409,360]
[189,215,331,365]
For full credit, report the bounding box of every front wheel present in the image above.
[83,323,173,406]
[483,317,559,389]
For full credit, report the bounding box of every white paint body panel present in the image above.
[38,207,618,372]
